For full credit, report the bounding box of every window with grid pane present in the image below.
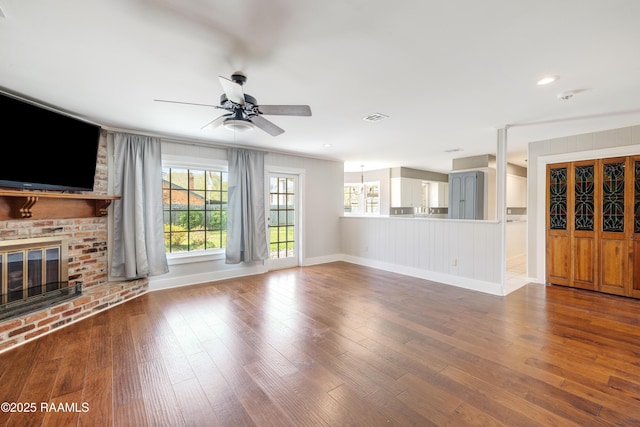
[344,184,360,213]
[269,177,295,258]
[343,182,380,214]
[162,167,228,253]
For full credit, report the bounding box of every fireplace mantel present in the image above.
[0,190,120,220]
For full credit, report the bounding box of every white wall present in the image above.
[506,221,526,259]
[506,174,527,207]
[340,216,505,295]
[150,140,344,290]
[527,124,640,284]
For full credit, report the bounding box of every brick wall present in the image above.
[0,134,149,353]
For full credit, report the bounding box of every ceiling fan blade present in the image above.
[250,115,285,136]
[218,76,245,105]
[258,105,312,116]
[201,114,230,130]
[154,99,219,108]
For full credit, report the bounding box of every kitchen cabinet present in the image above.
[391,177,423,208]
[448,171,484,219]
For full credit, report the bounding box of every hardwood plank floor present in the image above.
[2,261,640,426]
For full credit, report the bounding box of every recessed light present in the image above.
[444,148,463,153]
[323,143,332,148]
[537,75,559,85]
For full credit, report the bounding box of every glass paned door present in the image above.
[546,164,571,286]
[268,173,299,269]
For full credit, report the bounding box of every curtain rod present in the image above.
[102,126,261,151]
[102,126,341,163]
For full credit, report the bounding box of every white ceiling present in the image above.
[2,0,640,173]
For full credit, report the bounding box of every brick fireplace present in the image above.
[0,136,148,352]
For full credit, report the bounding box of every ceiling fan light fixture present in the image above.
[223,118,254,133]
[156,72,311,136]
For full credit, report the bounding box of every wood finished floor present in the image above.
[2,261,640,426]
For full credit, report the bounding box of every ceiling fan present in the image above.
[154,71,311,136]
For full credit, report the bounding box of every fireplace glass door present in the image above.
[7,252,24,302]
[1,244,63,304]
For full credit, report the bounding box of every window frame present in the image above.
[162,156,228,263]
[343,180,381,215]
[343,183,361,214]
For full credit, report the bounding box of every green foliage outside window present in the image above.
[163,167,228,253]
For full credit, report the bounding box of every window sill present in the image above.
[166,249,225,266]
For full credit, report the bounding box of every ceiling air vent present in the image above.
[362,113,389,122]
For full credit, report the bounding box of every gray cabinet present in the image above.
[448,171,484,219]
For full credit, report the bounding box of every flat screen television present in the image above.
[0,90,102,192]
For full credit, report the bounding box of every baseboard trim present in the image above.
[339,254,505,296]
[301,254,343,266]
[149,264,268,291]
[150,252,520,297]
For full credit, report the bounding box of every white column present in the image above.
[497,127,508,294]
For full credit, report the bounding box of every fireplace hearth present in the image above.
[0,236,80,321]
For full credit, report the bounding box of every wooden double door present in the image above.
[547,156,640,298]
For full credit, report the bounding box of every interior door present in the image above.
[598,157,628,296]
[547,156,640,299]
[267,173,299,270]
[571,160,598,290]
[630,156,640,298]
[546,163,571,286]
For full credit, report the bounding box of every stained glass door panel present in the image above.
[549,166,568,230]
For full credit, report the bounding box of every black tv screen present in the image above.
[0,91,101,192]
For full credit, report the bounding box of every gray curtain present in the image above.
[226,148,269,264]
[111,132,169,279]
